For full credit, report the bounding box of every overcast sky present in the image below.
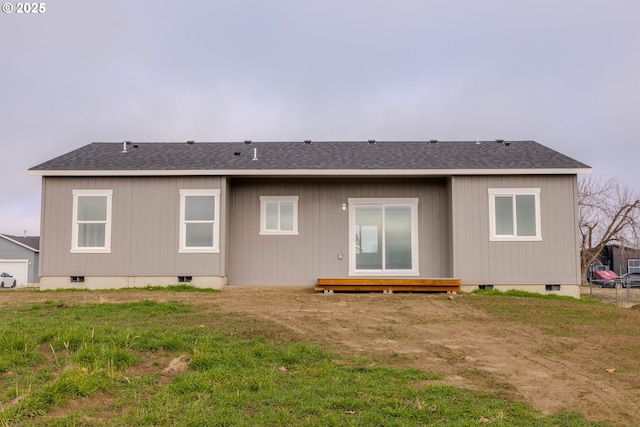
[1,0,638,236]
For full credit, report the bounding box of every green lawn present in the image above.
[0,290,609,426]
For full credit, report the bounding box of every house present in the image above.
[0,233,40,286]
[591,244,640,276]
[29,140,591,297]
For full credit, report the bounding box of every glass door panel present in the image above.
[355,206,382,270]
[384,206,412,269]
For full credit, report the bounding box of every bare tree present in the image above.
[579,176,640,283]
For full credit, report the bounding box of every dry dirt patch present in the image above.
[1,286,638,425]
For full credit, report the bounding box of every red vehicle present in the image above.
[590,270,617,286]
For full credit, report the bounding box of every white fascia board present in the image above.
[29,168,592,177]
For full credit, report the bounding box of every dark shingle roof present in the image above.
[29,140,590,174]
[0,234,39,251]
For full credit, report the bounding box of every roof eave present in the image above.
[29,168,592,177]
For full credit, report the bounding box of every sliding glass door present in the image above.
[350,198,419,276]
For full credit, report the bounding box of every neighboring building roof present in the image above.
[0,234,40,252]
[29,140,591,176]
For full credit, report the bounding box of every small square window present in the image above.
[489,188,541,241]
[260,196,299,235]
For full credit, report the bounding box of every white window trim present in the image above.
[179,189,221,253]
[348,198,419,277]
[71,189,113,254]
[488,188,542,242]
[629,259,640,274]
[259,196,299,236]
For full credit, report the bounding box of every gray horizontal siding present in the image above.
[451,175,580,285]
[228,178,450,285]
[40,176,226,277]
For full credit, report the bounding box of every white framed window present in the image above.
[179,189,220,253]
[489,188,541,241]
[259,196,299,235]
[629,259,640,274]
[348,198,419,276]
[71,189,113,253]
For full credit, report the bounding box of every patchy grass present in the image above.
[469,289,621,336]
[39,284,220,294]
[0,293,608,426]
[473,288,602,303]
[462,288,640,387]
[468,289,622,328]
[135,284,221,293]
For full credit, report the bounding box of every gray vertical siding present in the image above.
[450,175,581,285]
[227,178,450,285]
[40,176,226,277]
[39,173,581,287]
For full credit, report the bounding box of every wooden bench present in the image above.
[316,278,461,294]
